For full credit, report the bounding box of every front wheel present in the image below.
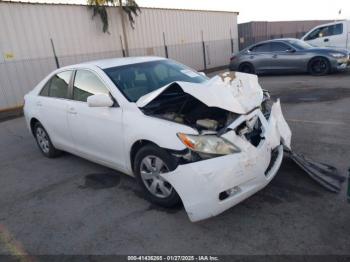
[133,145,181,207]
[308,57,330,76]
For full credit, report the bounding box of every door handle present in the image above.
[324,38,329,42]
[36,101,42,107]
[68,107,77,115]
[272,54,278,58]
[249,55,254,59]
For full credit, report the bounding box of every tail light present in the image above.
[230,55,236,62]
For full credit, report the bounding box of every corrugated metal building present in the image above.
[0,1,239,110]
[239,20,334,49]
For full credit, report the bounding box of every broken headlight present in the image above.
[177,133,240,155]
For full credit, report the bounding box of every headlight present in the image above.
[330,53,346,58]
[177,133,240,155]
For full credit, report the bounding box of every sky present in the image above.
[9,0,350,23]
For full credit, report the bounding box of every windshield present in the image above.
[104,60,208,102]
[286,39,313,50]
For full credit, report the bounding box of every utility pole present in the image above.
[118,0,129,56]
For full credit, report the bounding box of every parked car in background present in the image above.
[301,20,350,49]
[229,38,350,75]
[23,57,291,222]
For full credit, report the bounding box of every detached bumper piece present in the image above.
[285,148,346,193]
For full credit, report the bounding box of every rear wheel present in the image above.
[33,122,62,158]
[308,57,330,76]
[238,63,255,74]
[133,145,181,207]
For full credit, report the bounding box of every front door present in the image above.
[268,42,304,72]
[67,69,126,171]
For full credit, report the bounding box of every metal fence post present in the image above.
[120,35,126,57]
[163,32,169,58]
[50,38,60,68]
[230,29,234,53]
[201,31,207,71]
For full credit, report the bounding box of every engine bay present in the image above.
[140,83,239,133]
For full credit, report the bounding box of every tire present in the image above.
[238,63,255,74]
[133,145,181,207]
[308,57,330,76]
[33,122,62,158]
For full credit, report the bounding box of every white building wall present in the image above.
[0,2,238,110]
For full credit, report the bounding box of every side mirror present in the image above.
[287,48,296,53]
[199,72,206,77]
[87,93,114,107]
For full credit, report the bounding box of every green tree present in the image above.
[87,0,141,56]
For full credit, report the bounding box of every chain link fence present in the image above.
[0,38,235,111]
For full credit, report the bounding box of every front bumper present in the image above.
[335,55,350,71]
[161,100,291,222]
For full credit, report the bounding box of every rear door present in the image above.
[247,43,273,73]
[36,70,74,150]
[66,69,125,170]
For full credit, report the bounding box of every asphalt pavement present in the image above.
[0,71,349,255]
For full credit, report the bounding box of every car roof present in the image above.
[61,56,166,70]
[255,38,298,45]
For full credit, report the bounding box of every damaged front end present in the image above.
[137,71,292,222]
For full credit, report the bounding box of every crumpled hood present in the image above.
[136,71,264,114]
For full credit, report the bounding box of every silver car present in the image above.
[229,38,350,75]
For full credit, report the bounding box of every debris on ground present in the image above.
[284,148,346,193]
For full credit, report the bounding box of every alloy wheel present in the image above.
[140,155,173,198]
[36,127,50,154]
[310,58,329,75]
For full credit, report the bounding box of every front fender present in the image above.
[123,111,197,173]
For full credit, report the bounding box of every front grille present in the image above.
[265,147,279,177]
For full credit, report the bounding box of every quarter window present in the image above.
[73,70,110,102]
[39,81,50,96]
[39,71,72,99]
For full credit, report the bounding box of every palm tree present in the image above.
[87,0,141,56]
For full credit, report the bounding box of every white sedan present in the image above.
[24,57,291,222]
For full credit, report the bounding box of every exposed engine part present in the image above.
[141,84,239,133]
[261,89,273,120]
[196,119,218,131]
[235,115,263,147]
[161,113,185,124]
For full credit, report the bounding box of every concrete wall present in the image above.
[0,2,239,110]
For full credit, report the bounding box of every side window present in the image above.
[73,70,110,102]
[39,80,50,96]
[40,71,71,99]
[305,28,322,40]
[250,43,270,52]
[305,23,343,40]
[331,23,343,35]
[270,42,292,52]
